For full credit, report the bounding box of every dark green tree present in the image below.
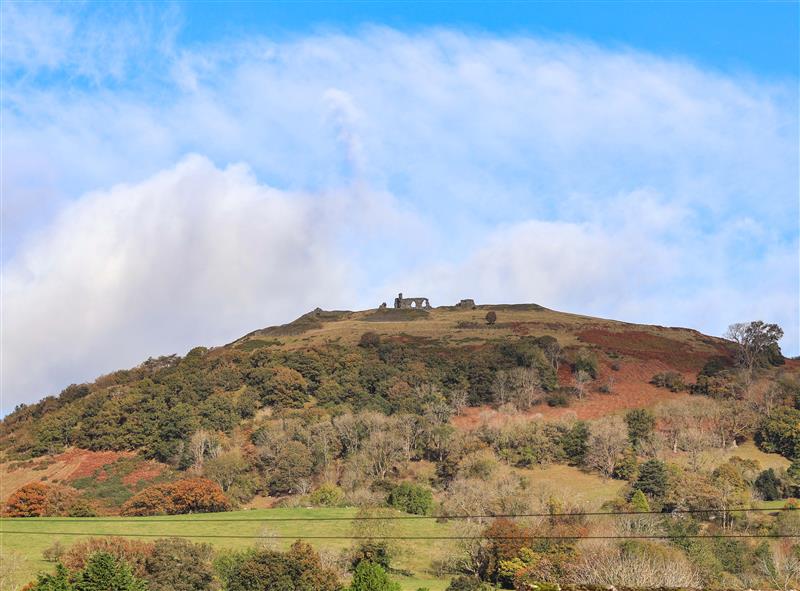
[634,459,669,501]
[755,407,800,461]
[560,421,589,465]
[754,469,783,501]
[624,408,656,451]
[387,482,434,516]
[30,563,74,591]
[74,552,148,591]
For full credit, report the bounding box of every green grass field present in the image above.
[0,507,460,590]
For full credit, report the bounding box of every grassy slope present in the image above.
[1,507,455,590]
[1,462,623,590]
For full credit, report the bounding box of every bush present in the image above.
[359,332,381,348]
[348,561,401,591]
[754,468,785,501]
[309,484,345,507]
[121,478,231,516]
[755,407,800,461]
[62,536,153,577]
[42,541,66,563]
[144,538,217,591]
[31,552,149,591]
[223,541,341,591]
[446,577,490,591]
[572,350,598,379]
[650,371,686,392]
[485,311,497,325]
[545,392,570,407]
[387,482,434,516]
[4,482,84,517]
[4,482,50,517]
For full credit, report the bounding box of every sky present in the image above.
[2,1,798,412]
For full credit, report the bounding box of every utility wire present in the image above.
[1,507,793,523]
[0,531,797,540]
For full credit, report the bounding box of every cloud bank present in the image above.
[3,4,797,410]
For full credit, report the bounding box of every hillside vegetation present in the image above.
[2,304,799,590]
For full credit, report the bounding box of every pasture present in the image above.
[0,507,458,590]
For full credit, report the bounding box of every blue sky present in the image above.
[2,1,798,411]
[179,1,799,77]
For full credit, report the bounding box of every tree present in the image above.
[585,416,628,478]
[630,489,650,513]
[561,421,589,465]
[624,409,655,451]
[755,469,784,501]
[634,459,669,501]
[573,370,591,400]
[269,440,313,495]
[30,563,73,591]
[203,449,248,493]
[121,478,230,516]
[485,311,497,326]
[726,321,784,377]
[756,407,800,461]
[144,538,216,591]
[387,482,434,515]
[348,561,401,591]
[5,482,50,517]
[74,552,148,591]
[224,541,341,591]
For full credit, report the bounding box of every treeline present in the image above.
[3,335,564,462]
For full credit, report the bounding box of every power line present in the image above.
[0,530,797,540]
[0,506,793,523]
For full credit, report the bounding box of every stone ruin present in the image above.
[456,299,476,309]
[393,292,432,309]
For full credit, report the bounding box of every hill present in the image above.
[2,301,799,590]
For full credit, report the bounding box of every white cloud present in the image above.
[2,17,797,408]
[3,156,363,411]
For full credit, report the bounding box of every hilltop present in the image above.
[3,301,793,506]
[2,301,799,590]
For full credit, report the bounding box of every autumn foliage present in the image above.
[62,537,154,577]
[4,482,84,517]
[121,477,231,516]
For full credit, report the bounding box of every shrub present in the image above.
[359,332,381,348]
[121,478,230,516]
[485,311,497,326]
[4,482,50,516]
[755,468,784,501]
[62,536,154,577]
[42,541,66,563]
[387,482,434,516]
[309,483,345,507]
[545,392,570,407]
[650,371,686,392]
[348,561,401,591]
[572,350,598,379]
[445,577,490,591]
[4,482,84,517]
[223,541,341,591]
[755,407,800,461]
[144,538,217,591]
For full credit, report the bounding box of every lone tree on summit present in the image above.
[485,311,497,325]
[725,321,784,377]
